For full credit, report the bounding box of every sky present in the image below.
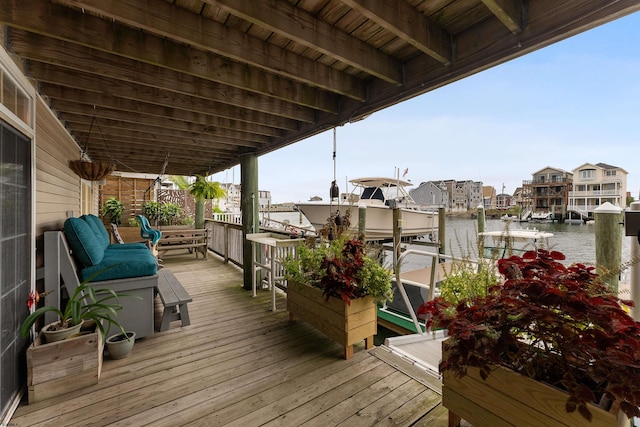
[210,12,640,204]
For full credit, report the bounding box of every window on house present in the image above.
[580,169,595,180]
[0,70,32,126]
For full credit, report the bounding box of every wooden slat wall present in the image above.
[99,176,155,224]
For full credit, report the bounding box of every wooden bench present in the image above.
[157,269,192,332]
[157,228,209,259]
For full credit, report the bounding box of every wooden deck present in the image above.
[11,252,448,426]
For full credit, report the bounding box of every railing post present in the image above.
[438,207,446,256]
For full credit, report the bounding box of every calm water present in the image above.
[442,217,632,266]
[264,211,632,267]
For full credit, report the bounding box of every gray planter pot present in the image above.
[105,331,136,359]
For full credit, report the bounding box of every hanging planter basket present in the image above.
[68,160,114,181]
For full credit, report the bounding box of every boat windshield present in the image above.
[361,187,385,201]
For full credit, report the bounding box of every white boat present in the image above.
[295,177,438,241]
[531,211,553,222]
[479,228,554,259]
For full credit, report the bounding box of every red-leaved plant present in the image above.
[418,249,640,421]
[282,214,393,305]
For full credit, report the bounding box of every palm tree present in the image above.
[169,175,190,190]
[189,175,226,229]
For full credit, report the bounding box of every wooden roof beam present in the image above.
[42,0,369,99]
[72,131,251,155]
[207,0,404,84]
[340,0,452,65]
[9,30,336,115]
[65,116,268,148]
[41,85,299,132]
[481,0,525,34]
[52,99,284,138]
[27,62,316,126]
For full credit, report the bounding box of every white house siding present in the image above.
[569,163,628,214]
[35,96,83,236]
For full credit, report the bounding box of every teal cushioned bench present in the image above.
[64,216,158,282]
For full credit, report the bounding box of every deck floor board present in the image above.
[11,253,446,426]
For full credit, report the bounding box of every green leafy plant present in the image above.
[126,217,140,227]
[180,216,194,226]
[20,271,137,341]
[189,175,226,229]
[283,230,393,305]
[419,249,640,421]
[159,202,183,225]
[438,258,500,306]
[102,197,124,225]
[142,201,161,222]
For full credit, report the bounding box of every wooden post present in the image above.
[629,201,640,321]
[393,207,402,275]
[594,202,623,291]
[358,206,366,238]
[477,205,485,233]
[241,154,260,291]
[438,207,446,256]
[477,204,485,258]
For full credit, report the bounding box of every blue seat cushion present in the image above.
[108,243,150,250]
[81,214,110,249]
[80,248,158,282]
[64,217,105,266]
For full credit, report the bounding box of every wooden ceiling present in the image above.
[1,1,638,176]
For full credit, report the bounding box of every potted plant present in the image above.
[105,331,137,359]
[20,274,130,343]
[419,249,640,426]
[20,273,136,402]
[189,175,226,229]
[283,219,393,359]
[102,196,124,225]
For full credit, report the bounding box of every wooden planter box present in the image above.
[26,329,104,403]
[286,283,376,359]
[442,341,623,427]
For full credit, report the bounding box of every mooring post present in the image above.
[393,207,402,275]
[358,206,366,238]
[438,207,446,256]
[594,202,623,291]
[629,201,640,321]
[477,204,485,258]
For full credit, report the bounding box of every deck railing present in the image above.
[206,219,244,267]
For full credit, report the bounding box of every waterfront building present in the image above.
[568,162,628,216]
[512,187,530,211]
[496,192,512,209]
[443,180,483,212]
[482,186,497,209]
[522,167,573,218]
[409,181,448,209]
